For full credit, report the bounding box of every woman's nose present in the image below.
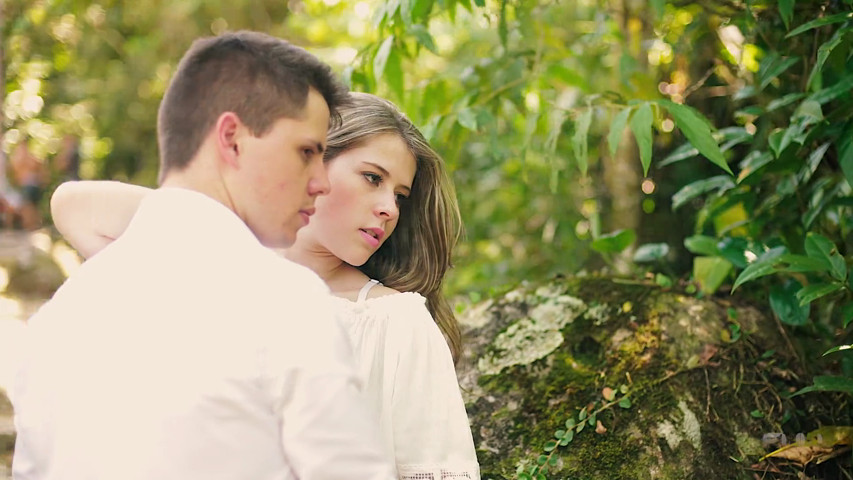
[375,191,399,218]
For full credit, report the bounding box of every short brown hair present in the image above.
[157,30,348,182]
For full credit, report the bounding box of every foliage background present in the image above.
[4,0,853,475]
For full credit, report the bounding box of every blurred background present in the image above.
[1,0,750,297]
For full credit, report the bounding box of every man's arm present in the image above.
[51,181,151,258]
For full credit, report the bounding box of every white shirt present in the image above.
[335,286,480,480]
[11,188,395,480]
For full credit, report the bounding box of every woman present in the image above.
[51,92,479,479]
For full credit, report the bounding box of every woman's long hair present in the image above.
[323,93,464,361]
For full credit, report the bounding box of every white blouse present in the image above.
[332,280,480,480]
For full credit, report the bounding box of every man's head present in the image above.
[157,31,349,247]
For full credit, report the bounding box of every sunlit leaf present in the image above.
[407,25,438,54]
[672,175,735,210]
[824,344,853,356]
[655,100,731,174]
[796,282,843,306]
[629,103,653,176]
[658,141,699,167]
[786,11,853,38]
[798,142,831,184]
[737,151,774,184]
[693,256,733,295]
[608,107,632,159]
[731,246,787,291]
[633,243,669,263]
[373,36,395,81]
[770,280,811,326]
[457,108,478,131]
[591,229,636,254]
[684,235,721,256]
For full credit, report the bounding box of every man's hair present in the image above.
[157,30,349,183]
[324,93,464,362]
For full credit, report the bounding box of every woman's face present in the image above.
[300,132,417,266]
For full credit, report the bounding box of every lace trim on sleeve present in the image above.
[398,464,480,480]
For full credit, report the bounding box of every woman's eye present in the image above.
[363,172,382,184]
[395,193,409,204]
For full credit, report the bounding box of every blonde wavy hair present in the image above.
[324,92,464,360]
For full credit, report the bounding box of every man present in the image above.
[11,31,396,480]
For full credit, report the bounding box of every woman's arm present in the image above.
[51,181,152,258]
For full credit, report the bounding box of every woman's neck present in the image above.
[282,243,367,295]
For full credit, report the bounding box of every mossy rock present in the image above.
[457,275,811,480]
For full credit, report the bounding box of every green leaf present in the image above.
[554,429,566,439]
[774,254,833,273]
[572,108,593,176]
[844,303,853,329]
[807,74,853,105]
[578,408,588,421]
[824,344,853,356]
[651,0,665,20]
[407,25,438,54]
[629,103,654,176]
[759,55,800,90]
[793,375,853,396]
[565,418,575,429]
[608,107,632,159]
[633,243,670,263]
[543,440,557,452]
[457,108,478,131]
[591,229,636,254]
[839,121,853,189]
[655,100,731,175]
[618,397,632,408]
[766,93,806,113]
[658,141,699,167]
[805,233,847,281]
[561,429,574,445]
[693,256,733,295]
[770,280,811,326]
[548,456,559,466]
[798,142,831,184]
[768,128,786,158]
[786,11,853,38]
[737,151,774,184]
[537,455,548,466]
[518,473,532,480]
[373,36,395,82]
[384,46,404,100]
[672,175,735,210]
[796,282,843,306]
[807,27,845,89]
[684,235,721,256]
[731,247,786,291]
[779,0,795,29]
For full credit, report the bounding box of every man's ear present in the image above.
[215,112,243,169]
